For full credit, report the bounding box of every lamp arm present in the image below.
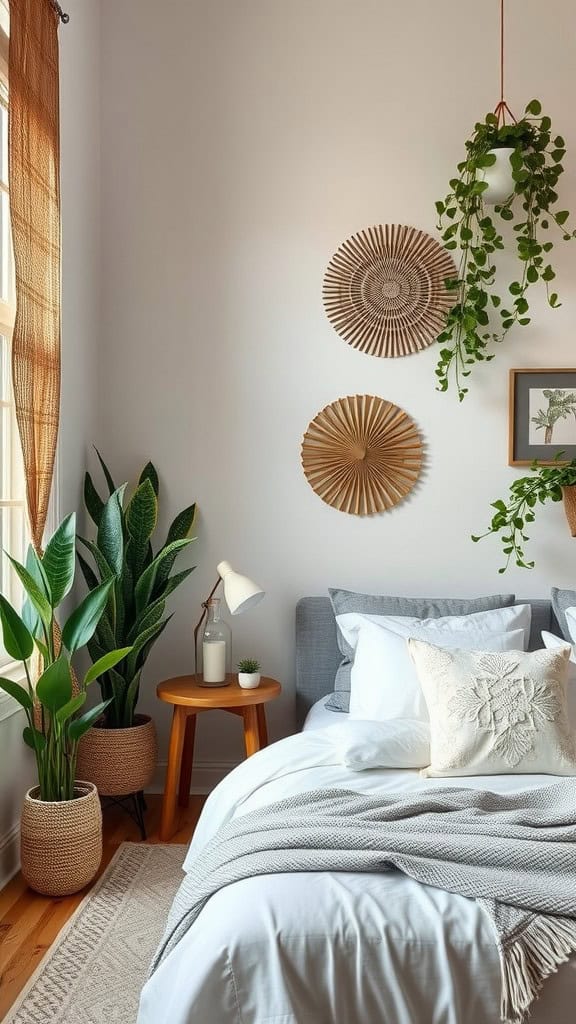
[193,575,222,677]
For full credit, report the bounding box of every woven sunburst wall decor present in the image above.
[323,224,456,358]
[301,394,423,516]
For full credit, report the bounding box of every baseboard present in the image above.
[0,821,20,889]
[149,759,238,795]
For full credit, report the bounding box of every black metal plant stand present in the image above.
[100,791,148,841]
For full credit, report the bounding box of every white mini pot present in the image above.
[478,147,515,205]
[238,672,261,689]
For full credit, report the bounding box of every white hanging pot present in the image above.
[478,147,515,205]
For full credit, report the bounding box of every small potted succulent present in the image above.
[237,658,261,689]
[472,456,576,571]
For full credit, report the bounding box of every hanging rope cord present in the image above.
[494,0,516,126]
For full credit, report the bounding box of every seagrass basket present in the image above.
[77,714,158,797]
[562,486,576,537]
[20,782,102,896]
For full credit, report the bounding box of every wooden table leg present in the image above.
[160,705,187,841]
[178,713,196,808]
[256,704,268,747]
[242,704,261,757]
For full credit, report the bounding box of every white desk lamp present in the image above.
[193,560,264,682]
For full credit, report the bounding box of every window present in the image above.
[0,12,26,671]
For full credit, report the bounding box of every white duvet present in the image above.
[138,725,576,1024]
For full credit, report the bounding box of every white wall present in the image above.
[0,0,101,886]
[99,0,576,785]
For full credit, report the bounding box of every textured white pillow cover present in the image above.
[337,605,531,724]
[409,639,576,778]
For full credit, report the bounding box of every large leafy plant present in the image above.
[0,514,131,801]
[435,101,575,400]
[78,452,196,728]
[472,457,576,571]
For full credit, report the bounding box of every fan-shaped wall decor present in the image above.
[323,224,457,358]
[301,394,423,516]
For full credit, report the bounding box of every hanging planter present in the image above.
[472,458,576,571]
[434,2,575,401]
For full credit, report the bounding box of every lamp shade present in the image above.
[217,560,264,616]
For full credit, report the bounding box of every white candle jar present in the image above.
[201,598,231,686]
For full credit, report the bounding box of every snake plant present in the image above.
[0,513,131,800]
[78,451,196,728]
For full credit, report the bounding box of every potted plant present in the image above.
[0,513,131,895]
[435,100,575,400]
[472,457,576,571]
[237,658,261,689]
[76,452,196,798]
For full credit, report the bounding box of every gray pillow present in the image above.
[551,587,576,641]
[325,589,516,712]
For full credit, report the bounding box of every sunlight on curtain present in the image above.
[8,0,61,553]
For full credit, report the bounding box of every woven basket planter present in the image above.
[77,714,158,797]
[21,782,102,896]
[562,486,576,537]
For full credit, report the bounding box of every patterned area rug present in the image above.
[5,843,186,1024]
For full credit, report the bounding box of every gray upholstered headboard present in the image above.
[295,597,559,729]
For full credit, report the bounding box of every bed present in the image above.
[138,597,576,1024]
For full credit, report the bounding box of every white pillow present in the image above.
[340,609,529,723]
[410,640,576,777]
[337,604,532,654]
[326,719,430,771]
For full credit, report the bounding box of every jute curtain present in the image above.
[8,0,61,553]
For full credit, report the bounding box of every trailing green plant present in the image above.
[0,514,131,801]
[435,100,576,400]
[238,658,260,674]
[471,456,576,572]
[79,451,196,729]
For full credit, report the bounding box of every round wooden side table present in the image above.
[157,674,281,841]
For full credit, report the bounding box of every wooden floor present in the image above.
[0,793,205,1020]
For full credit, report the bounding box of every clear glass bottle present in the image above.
[201,598,231,686]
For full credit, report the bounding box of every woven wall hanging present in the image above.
[301,394,423,516]
[323,224,456,358]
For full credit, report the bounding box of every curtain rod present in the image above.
[50,0,70,23]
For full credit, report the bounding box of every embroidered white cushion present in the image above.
[338,606,530,723]
[541,631,576,723]
[409,639,576,777]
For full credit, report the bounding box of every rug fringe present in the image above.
[500,914,576,1023]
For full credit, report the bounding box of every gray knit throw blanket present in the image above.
[150,783,576,1023]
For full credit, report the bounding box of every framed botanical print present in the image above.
[509,368,576,466]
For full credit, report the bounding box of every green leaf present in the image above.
[84,472,105,528]
[77,536,115,584]
[94,447,116,495]
[126,479,158,580]
[166,504,196,545]
[525,99,542,115]
[138,461,159,497]
[126,616,172,678]
[0,595,34,660]
[97,486,126,576]
[76,549,99,592]
[526,266,538,284]
[62,579,114,654]
[157,566,195,602]
[55,691,86,726]
[135,538,192,614]
[84,647,132,686]
[41,513,76,607]
[36,656,73,713]
[68,700,112,742]
[7,556,52,631]
[23,726,46,751]
[556,210,569,225]
[0,676,33,711]
[127,598,165,644]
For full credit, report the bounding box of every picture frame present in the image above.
[509,368,576,466]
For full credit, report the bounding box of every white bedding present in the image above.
[302,696,340,730]
[138,727,576,1024]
